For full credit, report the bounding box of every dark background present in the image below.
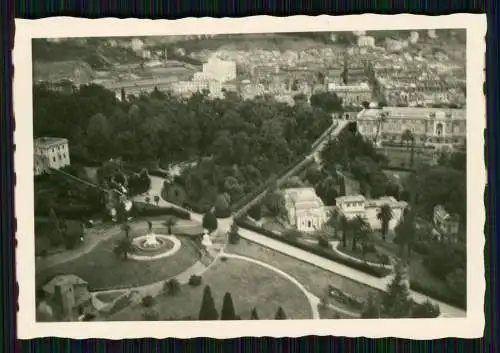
[1,0,494,352]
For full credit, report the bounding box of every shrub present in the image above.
[248,205,262,220]
[188,275,203,286]
[134,205,191,220]
[318,235,330,248]
[142,308,159,321]
[220,256,228,262]
[235,219,391,278]
[164,278,181,295]
[214,194,231,218]
[141,295,155,308]
[202,211,218,232]
[410,280,465,310]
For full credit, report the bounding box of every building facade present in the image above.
[39,274,91,321]
[34,137,71,175]
[356,107,466,146]
[283,187,327,233]
[336,195,407,231]
[202,58,237,83]
[327,82,373,107]
[433,205,460,240]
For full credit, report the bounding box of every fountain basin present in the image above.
[128,234,182,261]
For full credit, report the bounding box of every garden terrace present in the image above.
[108,257,313,320]
[36,226,201,291]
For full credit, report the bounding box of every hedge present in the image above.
[133,204,191,220]
[410,280,466,310]
[235,219,391,278]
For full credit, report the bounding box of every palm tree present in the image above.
[164,216,178,235]
[121,222,131,239]
[377,204,393,241]
[114,236,133,260]
[350,216,370,251]
[339,214,349,248]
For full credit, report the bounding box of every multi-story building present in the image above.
[34,137,71,175]
[169,78,222,98]
[251,64,280,81]
[283,187,328,233]
[336,195,407,231]
[202,58,237,83]
[357,35,375,47]
[433,205,460,241]
[327,82,373,107]
[356,107,466,146]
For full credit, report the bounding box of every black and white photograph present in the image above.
[15,15,485,339]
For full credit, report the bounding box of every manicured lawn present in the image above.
[36,226,201,291]
[317,305,358,319]
[109,258,313,321]
[226,239,381,305]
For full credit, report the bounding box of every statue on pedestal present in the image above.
[201,229,213,248]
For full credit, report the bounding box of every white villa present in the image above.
[335,195,408,231]
[283,187,327,233]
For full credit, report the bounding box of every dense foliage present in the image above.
[35,84,333,213]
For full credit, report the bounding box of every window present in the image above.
[52,157,56,162]
[307,220,312,228]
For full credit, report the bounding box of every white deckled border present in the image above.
[14,14,486,339]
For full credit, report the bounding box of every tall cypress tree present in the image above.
[274,306,287,320]
[382,261,412,318]
[48,208,62,245]
[198,285,218,320]
[220,292,236,320]
[250,307,259,320]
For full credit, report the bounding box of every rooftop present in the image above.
[42,274,87,295]
[35,137,68,148]
[357,107,466,121]
[336,195,366,203]
[283,187,324,209]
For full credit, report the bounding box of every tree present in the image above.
[382,261,412,318]
[310,92,343,113]
[48,208,63,246]
[214,193,231,218]
[154,195,160,207]
[350,216,370,251]
[164,278,181,296]
[202,211,218,232]
[361,293,380,318]
[198,285,219,320]
[265,191,286,218]
[250,307,260,320]
[248,205,262,220]
[113,236,132,260]
[314,175,338,206]
[220,292,237,320]
[121,222,131,239]
[411,300,440,318]
[318,234,330,248]
[142,308,159,321]
[164,216,178,235]
[228,223,241,245]
[377,204,393,241]
[338,214,349,248]
[274,306,287,320]
[394,209,416,259]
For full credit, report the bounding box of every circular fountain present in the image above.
[127,221,182,261]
